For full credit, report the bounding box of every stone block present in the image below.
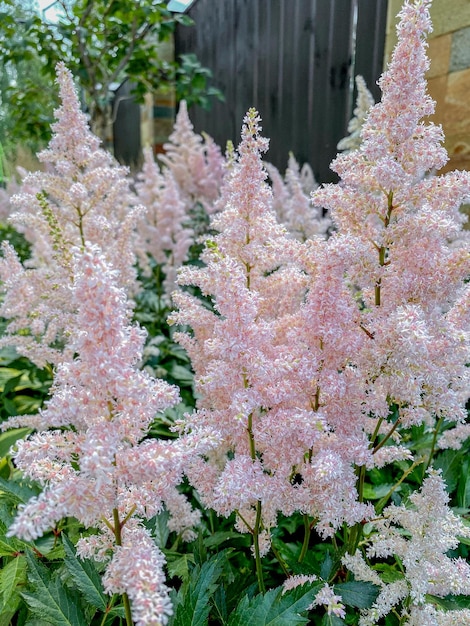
[443,68,470,136]
[427,34,451,77]
[427,75,448,127]
[450,26,470,71]
[430,0,470,37]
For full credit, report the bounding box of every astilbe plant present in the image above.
[169,109,376,592]
[343,470,470,625]
[337,75,375,154]
[0,63,142,367]
[170,109,311,587]
[1,0,470,624]
[2,244,209,626]
[265,154,329,241]
[170,0,470,619]
[312,0,470,452]
[158,100,225,216]
[135,146,194,300]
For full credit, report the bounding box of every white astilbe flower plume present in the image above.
[337,75,375,153]
[343,471,470,625]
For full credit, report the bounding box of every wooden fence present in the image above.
[175,0,388,182]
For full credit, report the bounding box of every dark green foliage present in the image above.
[0,0,223,151]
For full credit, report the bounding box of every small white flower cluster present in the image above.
[343,471,470,625]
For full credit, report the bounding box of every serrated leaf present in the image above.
[320,552,334,581]
[166,553,195,580]
[373,563,405,583]
[172,553,225,626]
[334,581,379,609]
[362,483,398,500]
[227,583,323,626]
[21,551,86,626]
[62,534,107,611]
[0,555,27,612]
[457,460,470,509]
[0,476,39,504]
[426,594,470,610]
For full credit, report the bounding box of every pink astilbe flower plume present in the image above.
[170,109,373,549]
[159,100,225,215]
[135,147,194,298]
[312,0,470,447]
[4,244,209,625]
[266,155,328,242]
[0,63,142,366]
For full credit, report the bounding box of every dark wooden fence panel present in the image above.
[175,0,388,182]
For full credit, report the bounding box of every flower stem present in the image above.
[112,508,134,626]
[247,411,265,593]
[424,416,444,474]
[298,514,311,563]
[253,500,266,593]
[376,458,423,513]
[372,418,401,455]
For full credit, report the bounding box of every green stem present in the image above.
[298,514,311,563]
[372,418,401,455]
[348,465,366,555]
[271,542,290,577]
[375,190,393,307]
[424,416,444,474]
[247,411,256,460]
[76,206,86,249]
[253,501,266,593]
[246,411,265,593]
[112,508,134,626]
[99,596,118,626]
[376,459,423,513]
[369,417,384,449]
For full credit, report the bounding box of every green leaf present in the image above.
[334,581,379,609]
[0,554,27,612]
[227,583,323,626]
[2,374,24,396]
[373,564,405,584]
[433,449,463,493]
[321,615,345,626]
[168,364,194,385]
[320,552,334,581]
[457,459,470,509]
[0,429,31,458]
[21,551,86,626]
[362,483,398,500]
[0,476,39,504]
[172,552,225,626]
[427,594,470,610]
[166,553,195,580]
[148,509,170,548]
[62,534,107,611]
[203,531,244,548]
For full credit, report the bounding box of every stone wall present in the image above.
[385,0,470,172]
